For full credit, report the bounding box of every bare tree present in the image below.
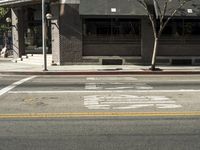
[137,0,192,70]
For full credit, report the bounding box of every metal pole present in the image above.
[42,0,47,71]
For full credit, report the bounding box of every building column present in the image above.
[141,17,154,64]
[11,8,25,59]
[51,3,61,65]
[59,2,82,65]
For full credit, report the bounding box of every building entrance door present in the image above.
[24,5,51,54]
[24,21,43,54]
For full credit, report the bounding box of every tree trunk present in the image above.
[151,37,158,70]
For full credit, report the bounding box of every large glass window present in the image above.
[83,18,141,41]
[161,19,183,37]
[160,19,200,37]
[159,19,200,44]
[184,19,200,36]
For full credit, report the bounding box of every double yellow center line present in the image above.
[0,112,200,119]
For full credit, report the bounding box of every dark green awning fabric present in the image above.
[156,0,200,17]
[79,0,147,16]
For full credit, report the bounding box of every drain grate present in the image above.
[102,59,123,65]
[171,59,192,66]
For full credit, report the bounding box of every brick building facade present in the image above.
[1,0,200,65]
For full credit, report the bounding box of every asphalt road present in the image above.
[0,74,200,150]
[0,116,200,150]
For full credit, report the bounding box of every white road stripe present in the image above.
[86,77,95,80]
[136,87,153,90]
[101,101,176,104]
[0,76,37,96]
[8,89,200,94]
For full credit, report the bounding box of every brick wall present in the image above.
[59,3,82,64]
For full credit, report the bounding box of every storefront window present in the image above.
[160,19,200,38]
[161,19,183,37]
[84,18,141,41]
[159,19,200,45]
[184,19,200,36]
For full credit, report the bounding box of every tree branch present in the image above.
[158,0,187,37]
[160,0,169,26]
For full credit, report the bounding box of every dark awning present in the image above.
[79,0,147,16]
[155,0,200,17]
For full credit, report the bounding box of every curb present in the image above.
[1,71,200,75]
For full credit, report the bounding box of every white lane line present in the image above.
[0,76,37,96]
[101,101,176,104]
[8,89,200,94]
[86,77,95,80]
[135,86,153,90]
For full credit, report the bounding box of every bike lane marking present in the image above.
[84,95,182,110]
[85,77,152,90]
[0,76,37,97]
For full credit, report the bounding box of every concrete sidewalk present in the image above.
[1,57,200,75]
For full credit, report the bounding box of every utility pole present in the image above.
[42,0,47,71]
